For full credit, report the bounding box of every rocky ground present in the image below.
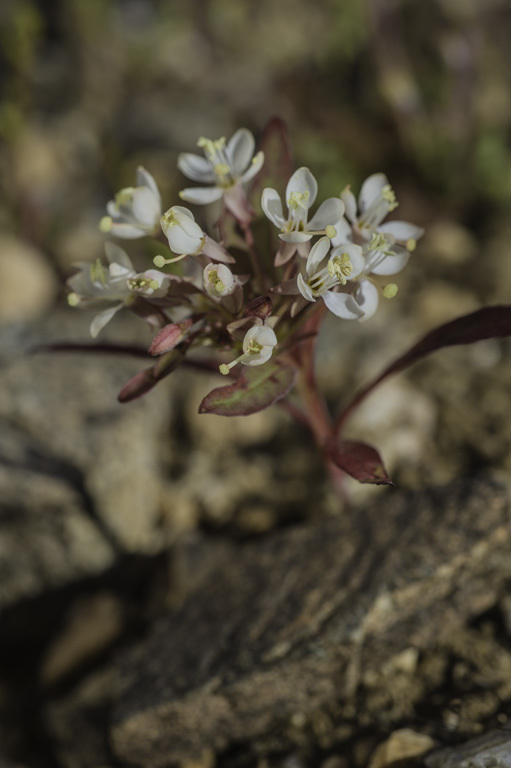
[2,0,511,766]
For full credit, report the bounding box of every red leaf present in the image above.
[148,319,193,356]
[118,349,183,403]
[328,439,394,486]
[199,360,297,416]
[336,305,511,433]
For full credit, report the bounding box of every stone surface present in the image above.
[108,475,511,766]
[0,236,58,324]
[425,730,511,768]
[0,309,173,610]
[368,729,436,767]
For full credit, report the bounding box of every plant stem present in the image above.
[294,303,347,498]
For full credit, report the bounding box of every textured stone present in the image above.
[109,476,511,766]
[425,730,511,768]
[0,236,57,324]
[0,309,173,609]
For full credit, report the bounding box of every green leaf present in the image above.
[199,360,297,416]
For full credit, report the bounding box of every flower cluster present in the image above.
[67,126,423,380]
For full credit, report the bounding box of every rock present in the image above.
[0,309,173,610]
[45,665,116,768]
[39,592,123,687]
[425,730,511,768]
[0,236,57,324]
[368,729,435,767]
[108,476,510,766]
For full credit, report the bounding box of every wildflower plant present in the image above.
[64,119,511,488]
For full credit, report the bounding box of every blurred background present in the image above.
[1,0,511,764]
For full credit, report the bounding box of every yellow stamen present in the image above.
[383,283,398,299]
[67,292,80,307]
[99,216,112,233]
[287,191,309,211]
[325,225,337,239]
[114,187,134,208]
[382,184,399,212]
[214,163,230,178]
[90,259,107,285]
[246,340,263,355]
[328,253,353,285]
[197,136,226,160]
[406,238,416,252]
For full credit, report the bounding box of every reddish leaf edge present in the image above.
[327,438,395,486]
[335,304,511,435]
[199,361,297,417]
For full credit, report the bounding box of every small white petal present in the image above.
[226,128,255,177]
[109,222,147,239]
[279,232,312,243]
[306,236,331,275]
[261,188,285,228]
[104,242,134,271]
[108,262,133,279]
[177,153,216,183]
[322,290,365,320]
[241,346,273,366]
[90,303,123,338]
[171,205,196,220]
[286,167,318,208]
[107,200,119,218]
[179,186,224,205]
[132,187,160,228]
[240,151,264,183]
[370,249,409,275]
[307,198,345,231]
[136,167,161,208]
[167,228,203,254]
[244,324,277,349]
[330,216,354,247]
[201,235,236,264]
[358,173,388,214]
[297,273,315,302]
[341,188,358,223]
[355,279,380,321]
[378,221,425,242]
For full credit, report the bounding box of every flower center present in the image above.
[197,136,234,187]
[328,252,353,285]
[307,253,353,297]
[114,187,135,210]
[90,259,107,286]
[245,339,263,355]
[287,191,309,211]
[207,268,225,295]
[127,277,160,292]
[358,184,398,232]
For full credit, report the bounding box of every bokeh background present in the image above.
[1,2,511,763]
[1,0,511,558]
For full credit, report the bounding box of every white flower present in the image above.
[203,263,236,299]
[160,206,205,257]
[100,167,161,239]
[295,237,365,319]
[67,243,170,337]
[178,129,264,220]
[219,324,277,375]
[336,173,424,264]
[262,167,344,244]
[154,206,235,268]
